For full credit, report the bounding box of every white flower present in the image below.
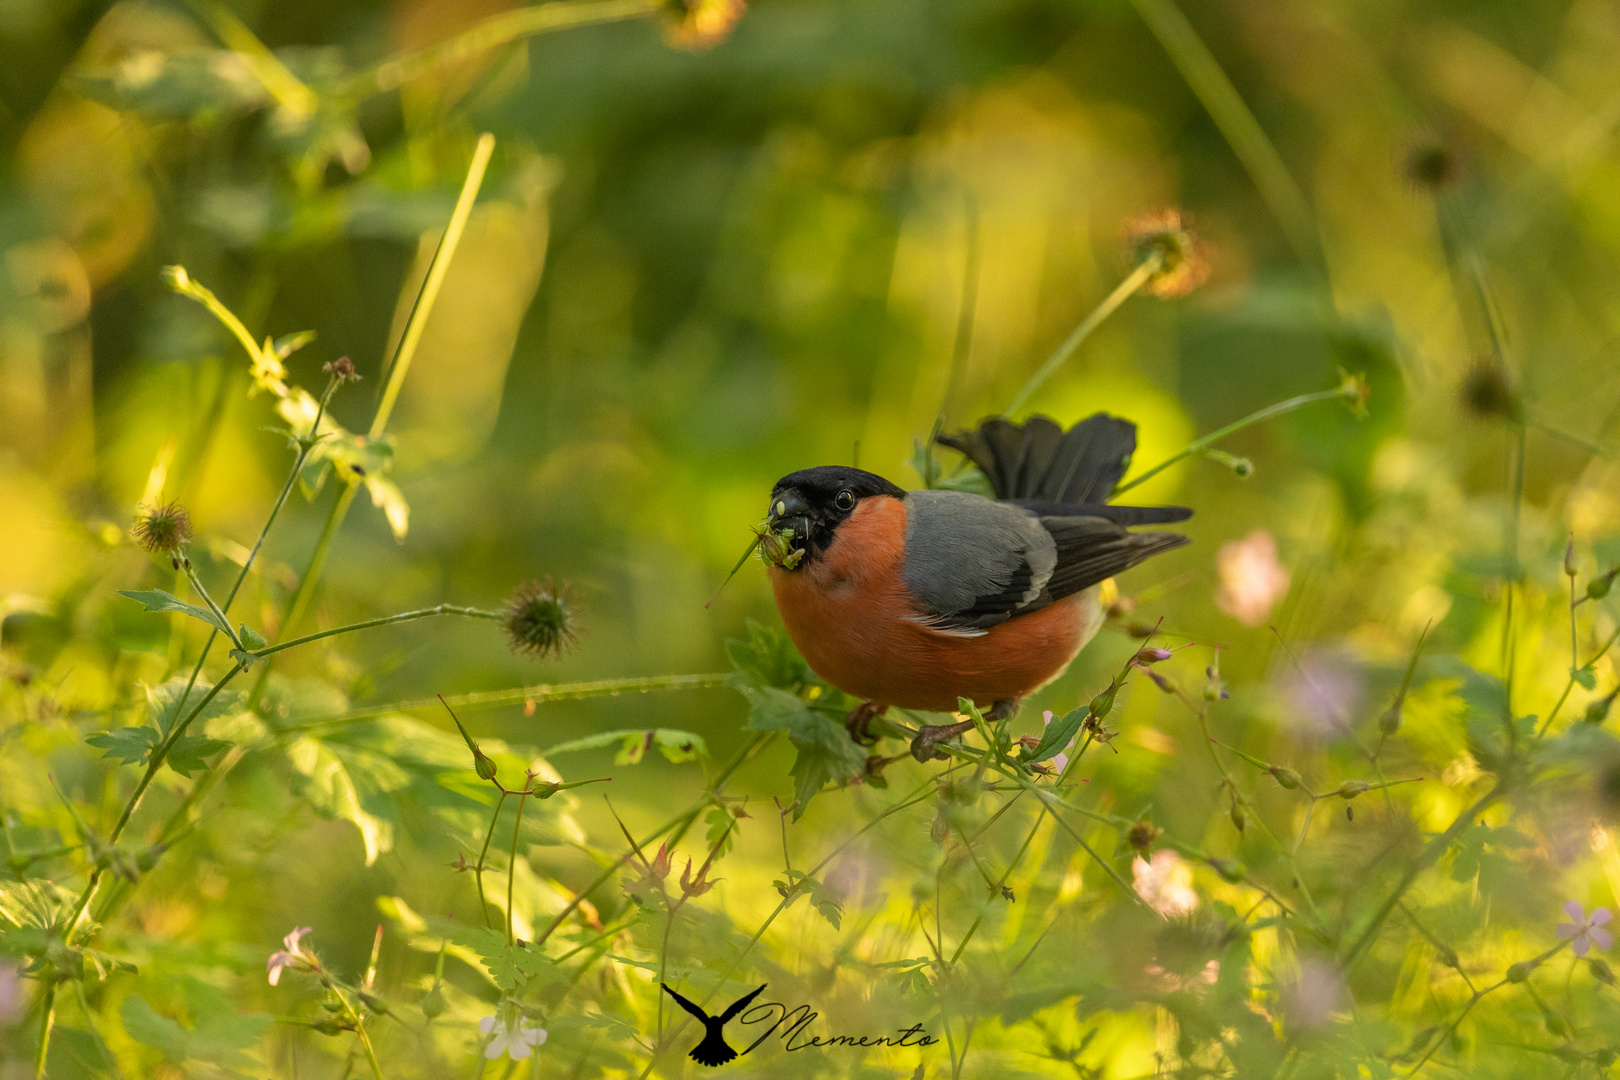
[1557,901,1613,957]
[1132,850,1198,917]
[1215,530,1290,626]
[480,1014,547,1060]
[266,926,317,986]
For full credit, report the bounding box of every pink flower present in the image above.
[267,926,317,986]
[0,963,23,1026]
[1282,958,1347,1030]
[1132,851,1198,917]
[480,1014,547,1059]
[1215,530,1290,626]
[1557,902,1613,957]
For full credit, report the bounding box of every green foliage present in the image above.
[116,590,231,636]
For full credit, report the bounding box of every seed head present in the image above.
[662,0,746,49]
[1126,819,1162,853]
[1460,356,1521,421]
[323,356,360,384]
[1402,137,1463,193]
[1125,209,1211,298]
[504,578,579,660]
[132,501,193,553]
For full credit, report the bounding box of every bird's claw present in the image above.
[909,719,975,762]
[845,701,887,745]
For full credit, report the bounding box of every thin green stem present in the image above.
[249,604,503,659]
[34,982,54,1080]
[1113,387,1352,495]
[1127,0,1318,264]
[1003,255,1161,417]
[340,0,658,98]
[285,672,731,732]
[1535,625,1620,738]
[507,792,528,946]
[182,563,244,651]
[476,792,509,930]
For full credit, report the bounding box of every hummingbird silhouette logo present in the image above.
[661,982,767,1066]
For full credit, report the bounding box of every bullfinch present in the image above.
[762,413,1190,761]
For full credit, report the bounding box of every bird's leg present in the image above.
[845,701,888,745]
[909,698,1019,762]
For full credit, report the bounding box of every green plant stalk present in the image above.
[1113,387,1353,495]
[1341,784,1504,970]
[1127,0,1317,264]
[531,731,774,949]
[250,134,495,703]
[33,983,54,1080]
[637,772,950,1077]
[249,604,503,659]
[182,563,244,650]
[507,792,528,946]
[288,672,731,731]
[1535,625,1620,737]
[342,0,659,97]
[1002,253,1162,418]
[170,378,338,720]
[476,793,510,931]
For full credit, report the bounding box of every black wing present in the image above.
[938,515,1187,631]
[718,984,768,1023]
[661,983,711,1022]
[937,413,1138,503]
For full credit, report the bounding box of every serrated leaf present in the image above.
[725,620,809,691]
[166,734,232,778]
[1573,666,1597,690]
[704,806,737,861]
[118,590,230,634]
[86,726,160,766]
[773,870,843,929]
[228,648,260,669]
[1022,706,1085,764]
[146,679,245,738]
[238,624,266,650]
[734,685,865,817]
[446,925,559,992]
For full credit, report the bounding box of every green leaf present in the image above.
[165,734,232,778]
[238,624,266,650]
[735,684,866,817]
[117,590,230,634]
[286,736,395,866]
[146,678,245,737]
[1022,706,1085,764]
[544,728,708,765]
[1573,665,1597,690]
[272,330,316,359]
[773,869,843,929]
[122,996,189,1064]
[725,620,808,691]
[446,925,559,992]
[229,648,260,669]
[86,726,160,766]
[704,806,737,861]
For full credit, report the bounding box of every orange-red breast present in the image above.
[762,413,1190,759]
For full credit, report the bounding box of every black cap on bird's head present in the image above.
[765,466,905,569]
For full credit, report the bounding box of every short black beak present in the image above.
[767,490,811,526]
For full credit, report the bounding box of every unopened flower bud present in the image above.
[1565,535,1578,578]
[1135,647,1173,664]
[1269,765,1301,790]
[420,986,446,1019]
[1088,685,1116,720]
[1210,858,1245,883]
[1379,701,1402,735]
[1505,962,1529,983]
[1589,572,1615,600]
[1229,801,1247,834]
[1585,696,1613,724]
[359,991,389,1015]
[1338,780,1370,800]
[474,749,498,781]
[1126,820,1162,852]
[1591,958,1617,986]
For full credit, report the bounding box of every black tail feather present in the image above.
[937,413,1139,503]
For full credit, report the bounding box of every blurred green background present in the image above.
[5,0,1620,1074]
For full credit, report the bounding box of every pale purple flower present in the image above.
[1132,851,1198,917]
[1557,901,1613,957]
[0,963,23,1026]
[1275,651,1365,741]
[266,926,317,986]
[1215,530,1289,626]
[1282,958,1347,1030]
[480,1014,547,1059]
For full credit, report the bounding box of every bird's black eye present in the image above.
[834,489,855,511]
